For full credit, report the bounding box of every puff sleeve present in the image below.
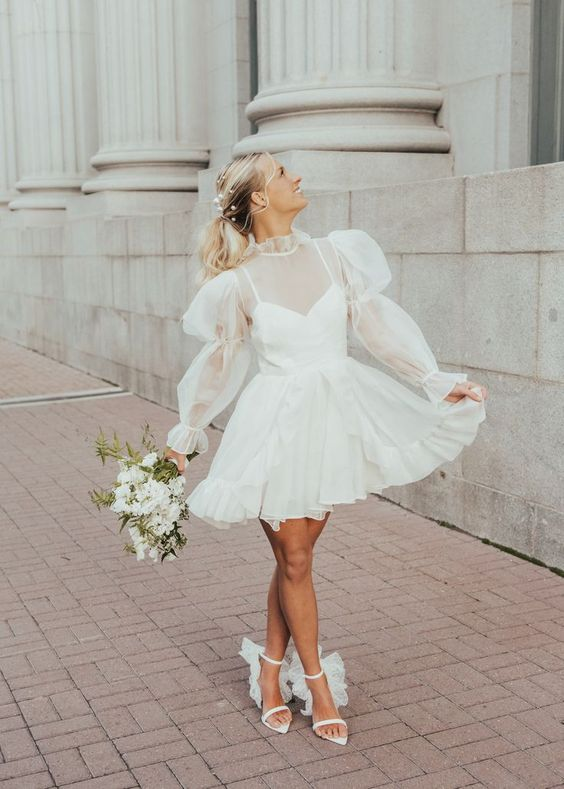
[328,229,468,404]
[166,270,253,455]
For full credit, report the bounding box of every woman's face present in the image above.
[253,156,309,216]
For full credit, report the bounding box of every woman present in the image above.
[164,152,488,746]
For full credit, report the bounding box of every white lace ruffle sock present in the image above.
[288,643,349,716]
[238,636,293,707]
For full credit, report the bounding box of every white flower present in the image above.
[110,497,131,514]
[141,452,158,467]
[113,483,131,499]
[164,502,181,524]
[117,465,147,485]
[169,477,185,496]
[128,526,148,561]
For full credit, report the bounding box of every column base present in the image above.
[66,190,197,217]
[198,150,453,198]
[82,152,210,193]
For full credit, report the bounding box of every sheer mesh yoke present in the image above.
[235,237,340,319]
[166,227,486,533]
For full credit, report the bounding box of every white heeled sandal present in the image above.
[289,644,349,746]
[239,636,293,734]
[304,667,348,745]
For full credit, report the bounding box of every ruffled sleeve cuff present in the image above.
[166,422,209,455]
[421,370,468,404]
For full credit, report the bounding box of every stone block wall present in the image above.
[0,161,562,568]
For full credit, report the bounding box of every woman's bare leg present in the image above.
[256,513,330,728]
[259,513,347,740]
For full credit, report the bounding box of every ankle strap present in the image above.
[304,668,324,679]
[259,651,284,665]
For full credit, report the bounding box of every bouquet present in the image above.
[89,422,196,562]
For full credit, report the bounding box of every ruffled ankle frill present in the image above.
[288,643,349,717]
[238,636,293,708]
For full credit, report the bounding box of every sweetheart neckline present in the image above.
[250,282,343,324]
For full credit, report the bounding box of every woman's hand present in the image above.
[443,380,488,404]
[164,446,187,473]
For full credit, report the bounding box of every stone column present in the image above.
[0,0,18,211]
[82,0,209,193]
[234,0,452,190]
[8,0,98,215]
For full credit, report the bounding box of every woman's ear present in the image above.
[250,190,266,208]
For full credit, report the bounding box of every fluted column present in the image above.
[0,0,18,210]
[9,0,98,212]
[82,0,208,193]
[234,0,449,155]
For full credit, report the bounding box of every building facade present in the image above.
[1,0,563,567]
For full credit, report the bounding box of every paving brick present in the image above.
[487,713,548,748]
[389,703,446,734]
[465,758,533,788]
[95,707,142,739]
[44,747,91,784]
[132,762,183,787]
[495,749,564,787]
[395,735,458,773]
[0,773,55,789]
[18,696,60,727]
[180,717,229,751]
[364,742,423,780]
[298,751,373,784]
[352,721,417,749]
[0,755,47,781]
[427,722,497,750]
[0,726,40,759]
[120,736,195,769]
[444,735,517,765]
[58,773,138,789]
[315,766,391,788]
[262,767,316,788]
[4,338,564,788]
[51,688,92,718]
[127,700,172,731]
[37,726,109,755]
[79,740,128,777]
[0,714,25,733]
[392,766,484,788]
[31,713,100,741]
[167,753,223,788]
[514,708,564,742]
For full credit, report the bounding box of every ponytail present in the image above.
[196,152,276,282]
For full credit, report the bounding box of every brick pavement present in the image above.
[1,339,564,788]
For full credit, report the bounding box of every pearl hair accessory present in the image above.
[213,192,240,223]
[212,194,224,214]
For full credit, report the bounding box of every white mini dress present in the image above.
[167,228,487,532]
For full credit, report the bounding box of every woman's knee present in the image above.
[278,544,312,581]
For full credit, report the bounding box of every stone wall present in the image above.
[1,161,562,568]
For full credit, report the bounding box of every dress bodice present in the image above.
[236,234,349,376]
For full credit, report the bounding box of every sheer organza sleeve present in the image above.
[328,229,468,404]
[166,270,253,455]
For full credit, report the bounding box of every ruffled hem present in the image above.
[185,356,486,530]
[187,480,333,531]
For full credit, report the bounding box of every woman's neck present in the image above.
[251,218,295,244]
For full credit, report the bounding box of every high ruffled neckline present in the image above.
[243,227,311,258]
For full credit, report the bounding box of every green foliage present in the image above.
[88,421,195,562]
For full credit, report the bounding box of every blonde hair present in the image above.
[197,152,276,282]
